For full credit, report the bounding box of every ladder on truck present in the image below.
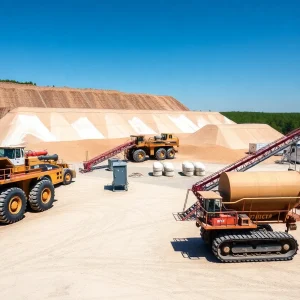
[175,127,300,221]
[79,140,135,173]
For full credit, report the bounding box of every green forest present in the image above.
[221,112,300,134]
[0,79,36,85]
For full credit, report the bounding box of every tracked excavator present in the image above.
[175,127,300,263]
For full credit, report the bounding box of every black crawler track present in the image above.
[212,231,298,263]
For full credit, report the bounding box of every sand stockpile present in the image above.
[25,139,279,165]
[24,139,243,164]
[183,124,283,150]
[0,107,235,146]
[0,82,188,112]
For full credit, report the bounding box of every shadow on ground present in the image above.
[26,199,58,213]
[171,237,219,263]
[0,199,59,226]
[104,185,127,192]
[91,165,109,171]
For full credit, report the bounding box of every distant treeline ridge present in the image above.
[221,112,300,134]
[0,79,36,85]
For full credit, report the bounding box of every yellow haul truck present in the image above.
[0,146,76,224]
[125,133,179,162]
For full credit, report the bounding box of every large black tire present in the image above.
[63,168,73,185]
[166,148,176,159]
[125,149,134,161]
[133,149,146,162]
[40,175,52,182]
[0,187,27,224]
[155,148,167,160]
[28,180,55,212]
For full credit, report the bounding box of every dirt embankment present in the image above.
[0,82,188,113]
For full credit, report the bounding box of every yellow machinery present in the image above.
[0,146,76,224]
[125,133,179,162]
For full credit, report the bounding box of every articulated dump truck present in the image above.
[0,147,76,225]
[196,171,300,262]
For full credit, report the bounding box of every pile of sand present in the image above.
[183,124,283,150]
[0,82,188,112]
[0,107,235,146]
[25,139,279,165]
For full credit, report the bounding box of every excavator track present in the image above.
[212,230,298,263]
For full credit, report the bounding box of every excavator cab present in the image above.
[197,191,238,226]
[199,191,222,219]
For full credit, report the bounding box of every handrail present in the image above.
[223,196,300,205]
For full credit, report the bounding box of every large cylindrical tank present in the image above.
[219,171,300,215]
[26,150,48,157]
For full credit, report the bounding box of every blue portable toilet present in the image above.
[112,161,128,191]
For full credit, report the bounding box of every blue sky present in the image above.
[0,0,299,112]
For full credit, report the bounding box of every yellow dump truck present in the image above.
[0,147,76,224]
[125,133,179,162]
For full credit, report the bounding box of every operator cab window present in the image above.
[169,135,172,139]
[3,149,15,159]
[205,199,221,212]
[15,149,21,158]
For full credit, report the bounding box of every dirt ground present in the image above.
[0,160,299,300]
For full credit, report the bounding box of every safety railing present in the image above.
[0,167,13,180]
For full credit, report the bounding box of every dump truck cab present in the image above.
[0,146,25,167]
[130,135,145,146]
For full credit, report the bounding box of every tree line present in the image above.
[221,112,300,134]
[0,79,36,86]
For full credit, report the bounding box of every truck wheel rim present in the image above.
[138,153,144,159]
[9,196,22,214]
[65,173,71,182]
[42,188,52,203]
[169,151,174,157]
